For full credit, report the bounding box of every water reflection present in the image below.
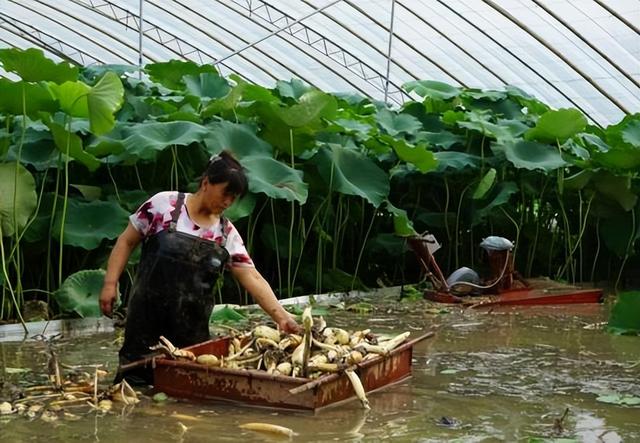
[1,301,639,442]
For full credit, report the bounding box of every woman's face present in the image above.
[202,180,237,215]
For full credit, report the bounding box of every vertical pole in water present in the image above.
[383,0,396,103]
[138,0,144,79]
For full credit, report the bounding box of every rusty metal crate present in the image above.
[153,331,433,411]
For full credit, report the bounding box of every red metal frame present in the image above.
[153,332,434,411]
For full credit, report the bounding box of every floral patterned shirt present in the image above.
[129,191,254,269]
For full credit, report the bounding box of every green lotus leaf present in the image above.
[376,108,422,136]
[184,72,230,100]
[474,181,519,223]
[596,393,640,405]
[563,170,593,191]
[48,122,101,171]
[49,81,91,117]
[224,193,256,221]
[202,74,249,116]
[380,135,437,173]
[314,145,389,207]
[472,168,496,199]
[414,131,464,150]
[334,118,375,139]
[386,201,416,237]
[87,71,125,135]
[600,210,640,257]
[145,60,217,90]
[605,113,640,149]
[277,78,312,100]
[504,85,550,116]
[108,121,211,161]
[608,291,640,335]
[52,198,130,249]
[433,152,481,172]
[462,89,507,102]
[403,80,461,100]
[0,47,78,83]
[525,108,587,143]
[593,173,637,212]
[209,305,247,323]
[592,147,640,171]
[242,156,308,203]
[274,90,337,127]
[53,269,114,318]
[0,79,58,117]
[0,163,37,237]
[203,121,272,158]
[501,140,567,171]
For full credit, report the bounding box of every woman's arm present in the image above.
[231,266,301,334]
[99,222,143,316]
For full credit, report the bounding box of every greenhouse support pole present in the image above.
[138,0,144,79]
[384,0,396,103]
[215,0,342,65]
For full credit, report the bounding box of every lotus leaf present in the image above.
[224,193,256,221]
[0,79,58,118]
[277,78,312,100]
[608,291,640,335]
[0,47,78,83]
[87,71,125,135]
[501,140,567,171]
[183,72,230,100]
[403,80,461,100]
[242,156,308,203]
[53,269,113,318]
[48,122,101,171]
[0,163,37,237]
[145,60,217,90]
[204,121,272,158]
[525,108,587,143]
[314,145,389,207]
[209,305,247,323]
[386,201,416,237]
[433,152,481,172]
[473,168,497,199]
[376,108,422,136]
[274,90,338,127]
[52,198,130,249]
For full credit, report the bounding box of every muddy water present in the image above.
[1,298,639,442]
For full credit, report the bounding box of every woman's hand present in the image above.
[99,283,118,317]
[278,315,303,335]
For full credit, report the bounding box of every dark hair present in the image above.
[202,150,248,198]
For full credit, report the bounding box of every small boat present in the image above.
[152,331,434,411]
[469,286,604,308]
[423,278,604,308]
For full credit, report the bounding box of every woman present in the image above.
[99,151,300,385]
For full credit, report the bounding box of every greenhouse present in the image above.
[0,1,639,441]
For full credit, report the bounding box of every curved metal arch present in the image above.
[70,0,270,81]
[152,0,312,85]
[531,0,639,91]
[219,0,378,102]
[395,1,508,85]
[0,13,102,66]
[592,0,640,35]
[297,0,420,83]
[69,0,225,69]
[434,0,600,126]
[165,0,320,88]
[341,0,469,88]
[228,0,409,104]
[482,0,629,114]
[9,0,142,65]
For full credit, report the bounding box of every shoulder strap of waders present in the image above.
[169,192,185,232]
[220,215,229,247]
